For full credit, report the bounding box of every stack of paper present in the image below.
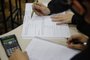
[25,38,79,60]
[22,3,71,39]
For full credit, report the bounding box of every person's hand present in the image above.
[32,3,50,16]
[51,12,74,24]
[67,33,89,50]
[9,49,29,60]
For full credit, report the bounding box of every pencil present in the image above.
[31,0,38,18]
[31,10,34,18]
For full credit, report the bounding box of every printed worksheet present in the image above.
[22,3,71,39]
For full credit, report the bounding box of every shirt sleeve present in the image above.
[72,14,83,24]
[48,0,69,14]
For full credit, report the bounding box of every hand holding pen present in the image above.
[67,33,88,50]
[32,2,50,16]
[31,0,38,18]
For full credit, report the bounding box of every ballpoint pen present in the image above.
[31,0,38,18]
[72,39,87,46]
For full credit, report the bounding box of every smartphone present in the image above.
[0,35,21,57]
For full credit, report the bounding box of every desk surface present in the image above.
[0,24,78,60]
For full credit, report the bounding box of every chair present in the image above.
[0,0,22,34]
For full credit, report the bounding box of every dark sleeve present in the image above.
[72,14,83,24]
[72,14,90,37]
[48,0,69,14]
[71,49,90,60]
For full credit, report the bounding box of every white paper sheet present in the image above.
[22,3,71,38]
[25,38,79,60]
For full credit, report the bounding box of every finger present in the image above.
[51,16,64,19]
[71,34,88,42]
[52,17,65,22]
[56,20,69,25]
[9,49,20,60]
[34,10,44,16]
[10,49,19,56]
[68,43,84,50]
[35,3,45,7]
[52,17,68,22]
[14,48,21,52]
[56,21,68,25]
[56,22,65,25]
[33,4,42,11]
[79,34,89,42]
[51,17,60,20]
[12,49,22,56]
[52,18,63,22]
[52,19,64,22]
[33,5,45,16]
[32,3,43,11]
[33,3,46,11]
[67,35,84,45]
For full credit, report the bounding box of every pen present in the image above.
[31,0,38,18]
[72,39,87,46]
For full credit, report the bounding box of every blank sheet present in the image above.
[25,38,79,60]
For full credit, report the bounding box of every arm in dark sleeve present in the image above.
[71,48,90,60]
[72,14,83,24]
[48,0,70,14]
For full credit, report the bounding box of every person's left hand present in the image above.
[9,49,29,60]
[51,12,74,24]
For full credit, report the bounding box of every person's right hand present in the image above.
[32,3,50,16]
[9,49,29,60]
[67,33,89,50]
